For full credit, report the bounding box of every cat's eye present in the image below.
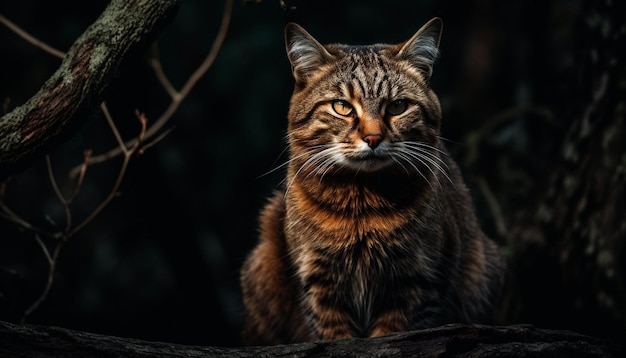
[331,100,354,116]
[386,99,408,116]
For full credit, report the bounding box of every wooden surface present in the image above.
[1,320,622,357]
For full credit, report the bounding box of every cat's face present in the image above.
[285,18,444,176]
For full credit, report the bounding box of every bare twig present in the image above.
[0,14,66,59]
[46,155,73,233]
[476,176,508,240]
[149,43,178,99]
[0,0,181,179]
[67,106,147,237]
[1,0,230,321]
[2,103,148,321]
[21,238,64,323]
[139,126,176,154]
[72,150,92,202]
[74,0,234,174]
[101,102,128,153]
[0,181,47,236]
[462,105,554,167]
[1,0,182,321]
[0,202,44,234]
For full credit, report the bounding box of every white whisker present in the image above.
[390,156,411,176]
[400,141,456,188]
[385,141,453,191]
[402,142,450,166]
[285,144,339,199]
[404,151,451,187]
[393,150,437,190]
[317,155,339,181]
[256,148,291,179]
[257,132,299,179]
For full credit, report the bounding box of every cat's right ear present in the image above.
[285,23,334,85]
[397,17,443,80]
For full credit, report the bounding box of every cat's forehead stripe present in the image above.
[340,82,354,99]
[340,52,395,100]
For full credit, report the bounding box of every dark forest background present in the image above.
[0,0,623,348]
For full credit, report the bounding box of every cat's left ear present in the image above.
[285,23,334,85]
[397,17,443,80]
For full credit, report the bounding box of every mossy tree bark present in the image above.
[0,0,181,180]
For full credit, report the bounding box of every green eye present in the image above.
[386,99,408,116]
[331,100,354,116]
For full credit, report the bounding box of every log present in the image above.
[0,320,622,357]
[0,0,181,180]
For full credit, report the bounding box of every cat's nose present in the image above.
[363,134,383,149]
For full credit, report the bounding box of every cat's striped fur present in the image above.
[240,18,505,345]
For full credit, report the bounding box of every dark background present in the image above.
[1,0,620,348]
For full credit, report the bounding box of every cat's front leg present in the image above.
[300,274,356,340]
[369,309,409,337]
[309,302,355,340]
[368,285,422,337]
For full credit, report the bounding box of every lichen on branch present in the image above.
[0,0,181,180]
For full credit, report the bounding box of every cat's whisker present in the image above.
[261,143,327,182]
[256,149,292,179]
[392,151,434,189]
[285,145,338,198]
[317,154,340,181]
[410,150,451,187]
[400,142,456,188]
[285,151,317,199]
[257,132,305,179]
[437,136,460,146]
[400,149,446,190]
[390,156,411,176]
[302,147,337,178]
[402,142,450,168]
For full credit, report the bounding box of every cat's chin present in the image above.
[343,157,394,172]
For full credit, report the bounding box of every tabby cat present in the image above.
[240,17,505,345]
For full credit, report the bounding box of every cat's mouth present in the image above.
[344,151,393,172]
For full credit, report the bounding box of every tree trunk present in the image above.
[506,0,626,339]
[0,320,622,358]
[0,0,181,180]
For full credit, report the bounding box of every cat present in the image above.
[240,17,505,345]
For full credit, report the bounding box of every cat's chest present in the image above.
[286,179,425,246]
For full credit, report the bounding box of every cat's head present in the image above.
[284,18,444,175]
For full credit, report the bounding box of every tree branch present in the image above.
[0,0,182,180]
[0,321,622,358]
[76,0,234,173]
